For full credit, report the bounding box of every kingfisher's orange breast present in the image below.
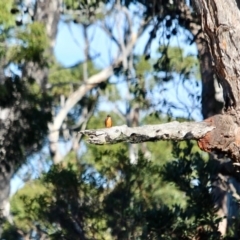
[105,116,112,128]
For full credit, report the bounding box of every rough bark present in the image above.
[197,114,240,162]
[188,0,240,159]
[197,40,224,118]
[81,121,214,144]
[81,1,240,235]
[196,0,240,112]
[177,1,240,236]
[174,1,224,118]
[187,0,240,236]
[82,113,240,164]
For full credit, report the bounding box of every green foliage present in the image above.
[63,0,107,23]
[156,141,222,239]
[9,22,49,65]
[64,0,103,10]
[10,180,48,233]
[10,161,109,239]
[7,141,224,239]
[0,0,15,29]
[102,83,121,102]
[129,76,150,109]
[49,61,99,97]
[1,222,22,240]
[134,55,152,77]
[0,1,226,239]
[0,76,52,166]
[154,46,200,82]
[0,0,15,58]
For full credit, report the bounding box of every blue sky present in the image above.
[54,18,201,118]
[10,14,201,195]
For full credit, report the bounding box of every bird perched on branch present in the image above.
[105,115,112,128]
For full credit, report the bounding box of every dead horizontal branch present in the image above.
[80,121,215,145]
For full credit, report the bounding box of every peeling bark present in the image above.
[82,112,240,164]
[177,1,224,118]
[81,121,214,145]
[198,114,240,162]
[191,0,240,236]
[197,0,240,112]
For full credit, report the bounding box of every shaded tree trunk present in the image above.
[192,0,240,236]
[175,0,240,235]
[0,0,61,222]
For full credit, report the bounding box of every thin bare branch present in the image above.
[112,104,126,122]
[101,23,122,50]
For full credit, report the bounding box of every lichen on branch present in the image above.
[80,121,215,145]
[81,114,240,163]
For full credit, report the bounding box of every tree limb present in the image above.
[48,14,149,164]
[80,121,214,145]
[82,113,240,163]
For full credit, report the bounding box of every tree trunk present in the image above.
[0,0,61,223]
[195,0,240,112]
[188,0,240,236]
